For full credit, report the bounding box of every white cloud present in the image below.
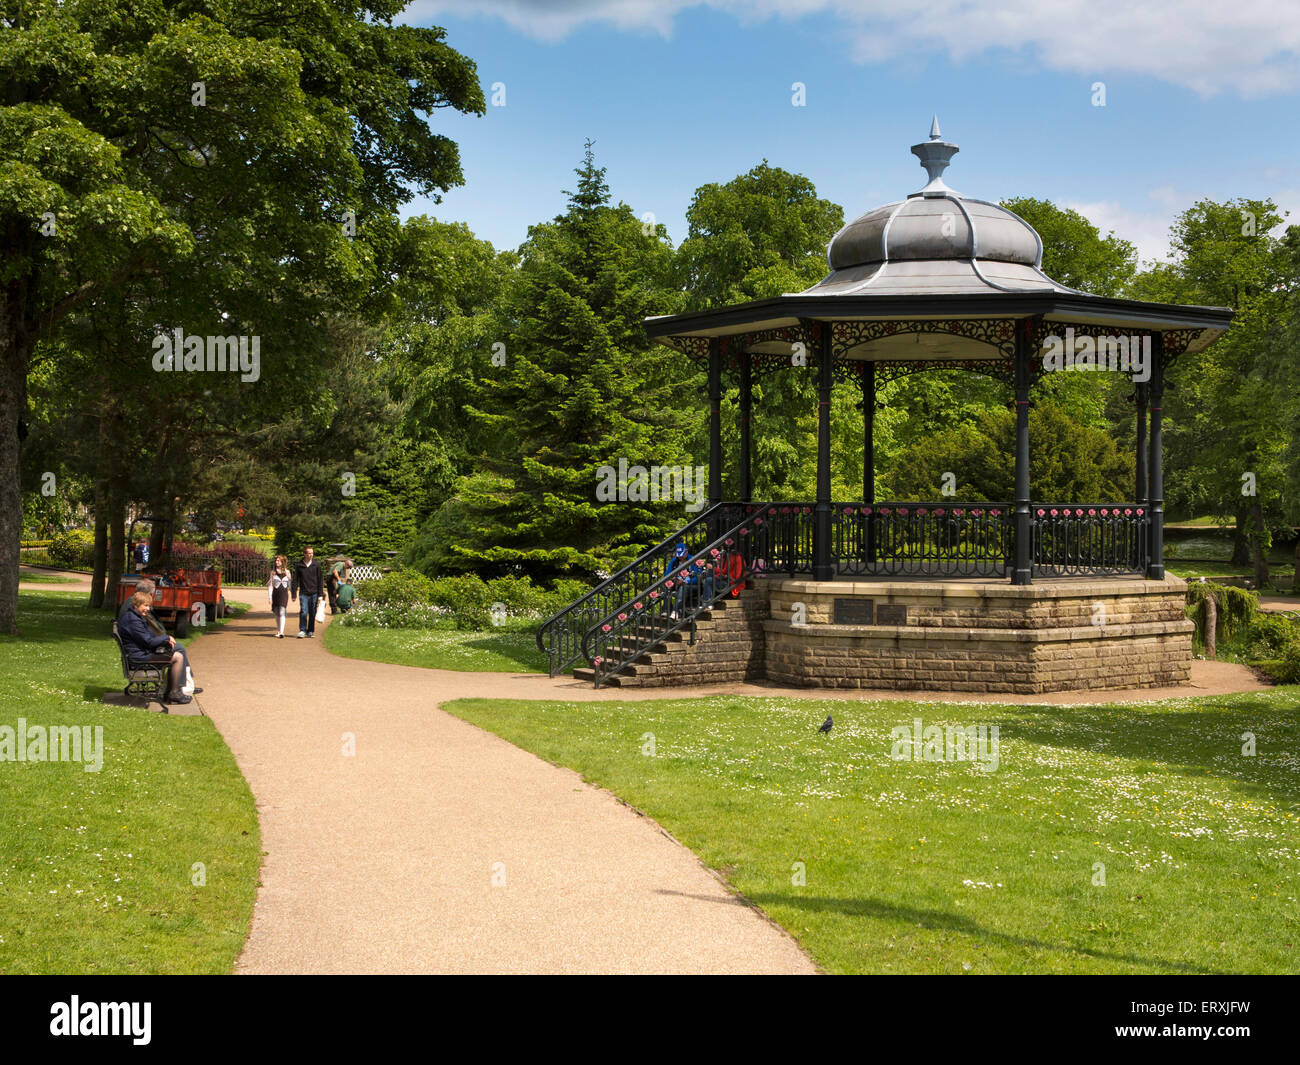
[1062,199,1176,265]
[1066,188,1299,267]
[403,0,1300,97]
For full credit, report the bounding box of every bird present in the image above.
[817,714,833,735]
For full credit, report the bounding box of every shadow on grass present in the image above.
[984,698,1300,806]
[459,632,546,672]
[733,890,1223,974]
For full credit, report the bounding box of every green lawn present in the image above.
[325,622,546,672]
[17,572,80,584]
[0,592,259,974]
[444,690,1300,974]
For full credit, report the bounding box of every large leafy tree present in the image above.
[886,398,1132,503]
[421,144,694,581]
[2,0,482,631]
[1129,198,1295,581]
[375,216,516,521]
[676,162,843,499]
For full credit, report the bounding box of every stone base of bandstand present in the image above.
[761,575,1193,695]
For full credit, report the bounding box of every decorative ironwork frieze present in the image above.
[1028,320,1211,379]
[832,318,1018,361]
[1160,328,1212,367]
[658,325,820,381]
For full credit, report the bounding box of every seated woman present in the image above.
[118,590,198,704]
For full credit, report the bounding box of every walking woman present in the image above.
[268,555,292,637]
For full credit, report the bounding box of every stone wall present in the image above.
[762,576,1193,694]
[589,575,1194,694]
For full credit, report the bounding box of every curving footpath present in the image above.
[192,602,817,974]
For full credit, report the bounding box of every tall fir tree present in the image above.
[421,143,696,581]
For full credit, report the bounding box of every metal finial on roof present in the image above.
[910,118,959,198]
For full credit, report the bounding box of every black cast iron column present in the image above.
[739,350,753,504]
[1135,380,1149,573]
[1146,333,1165,580]
[863,362,877,565]
[813,323,834,580]
[1135,382,1148,506]
[1011,318,1033,585]
[708,337,722,509]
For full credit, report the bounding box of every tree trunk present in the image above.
[90,475,108,609]
[1231,503,1251,567]
[106,481,127,609]
[0,295,32,636]
[1251,502,1270,590]
[1204,593,1217,659]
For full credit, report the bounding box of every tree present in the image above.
[424,143,695,581]
[677,161,844,309]
[677,162,844,500]
[1131,198,1294,582]
[886,397,1132,503]
[2,0,483,632]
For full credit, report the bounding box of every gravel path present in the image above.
[193,602,816,974]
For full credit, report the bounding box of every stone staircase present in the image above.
[571,588,767,688]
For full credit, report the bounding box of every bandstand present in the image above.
[539,120,1233,693]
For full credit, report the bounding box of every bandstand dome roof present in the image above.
[809,116,1072,298]
[644,118,1233,362]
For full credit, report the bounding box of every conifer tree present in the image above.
[423,143,696,580]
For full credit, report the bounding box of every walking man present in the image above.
[291,546,325,638]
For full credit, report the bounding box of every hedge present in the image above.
[340,572,589,631]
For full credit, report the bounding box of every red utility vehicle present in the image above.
[116,516,225,637]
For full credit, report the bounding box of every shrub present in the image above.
[342,572,593,631]
[1185,581,1258,649]
[1242,614,1300,659]
[353,569,438,607]
[1273,640,1300,684]
[171,541,265,562]
[47,529,96,569]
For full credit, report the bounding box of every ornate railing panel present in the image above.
[743,503,816,576]
[582,505,780,688]
[1031,504,1149,576]
[536,502,746,676]
[835,502,1012,578]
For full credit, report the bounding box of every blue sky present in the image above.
[398,1,1300,264]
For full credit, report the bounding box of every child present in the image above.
[267,555,292,637]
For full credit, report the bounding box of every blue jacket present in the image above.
[119,607,171,662]
[666,548,695,585]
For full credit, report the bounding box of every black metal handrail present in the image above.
[536,501,746,676]
[548,498,1154,683]
[581,504,787,687]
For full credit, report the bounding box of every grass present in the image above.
[443,690,1300,974]
[0,591,259,974]
[17,572,79,584]
[324,622,546,673]
[1165,515,1233,528]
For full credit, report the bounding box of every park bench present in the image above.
[111,621,171,700]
